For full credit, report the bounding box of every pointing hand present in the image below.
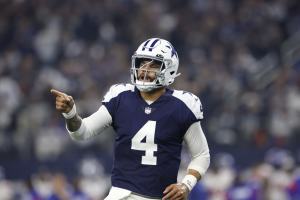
[50,89,75,114]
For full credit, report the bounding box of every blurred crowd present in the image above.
[0,0,300,199]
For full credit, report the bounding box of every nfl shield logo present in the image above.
[144,107,152,114]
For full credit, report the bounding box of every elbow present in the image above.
[67,121,91,141]
[69,132,87,141]
[188,153,211,177]
[205,151,211,164]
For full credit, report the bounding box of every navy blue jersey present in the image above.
[102,83,203,198]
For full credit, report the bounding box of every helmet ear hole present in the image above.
[170,71,175,75]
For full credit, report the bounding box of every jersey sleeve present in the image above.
[172,90,204,136]
[102,83,134,119]
[172,90,204,120]
[186,93,203,121]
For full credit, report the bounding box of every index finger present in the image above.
[162,186,177,200]
[163,184,173,194]
[50,89,66,97]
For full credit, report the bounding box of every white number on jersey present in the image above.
[131,120,158,165]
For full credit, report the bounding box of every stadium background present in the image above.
[0,0,300,199]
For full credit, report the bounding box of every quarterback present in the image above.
[51,38,210,200]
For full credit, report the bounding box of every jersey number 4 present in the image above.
[131,120,158,165]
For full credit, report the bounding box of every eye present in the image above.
[150,63,161,69]
[140,61,147,66]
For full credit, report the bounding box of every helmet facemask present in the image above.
[131,38,180,92]
[131,55,166,92]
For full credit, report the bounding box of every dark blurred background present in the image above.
[0,0,300,199]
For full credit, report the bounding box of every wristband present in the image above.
[62,104,77,119]
[181,175,197,191]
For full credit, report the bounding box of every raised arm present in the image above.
[51,89,112,140]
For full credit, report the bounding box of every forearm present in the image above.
[184,122,210,175]
[181,156,209,193]
[66,105,112,141]
[182,122,210,191]
[51,87,112,141]
[187,152,210,177]
[66,113,82,132]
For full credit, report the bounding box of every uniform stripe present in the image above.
[148,39,159,51]
[142,39,151,51]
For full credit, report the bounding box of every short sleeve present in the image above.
[102,83,134,119]
[172,90,204,120]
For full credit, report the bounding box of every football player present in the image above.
[51,38,210,200]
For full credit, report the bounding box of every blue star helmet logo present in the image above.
[165,44,178,58]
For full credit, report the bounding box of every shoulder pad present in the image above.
[172,90,203,119]
[102,83,134,102]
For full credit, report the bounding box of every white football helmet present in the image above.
[131,38,180,92]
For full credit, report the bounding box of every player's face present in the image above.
[137,59,161,82]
